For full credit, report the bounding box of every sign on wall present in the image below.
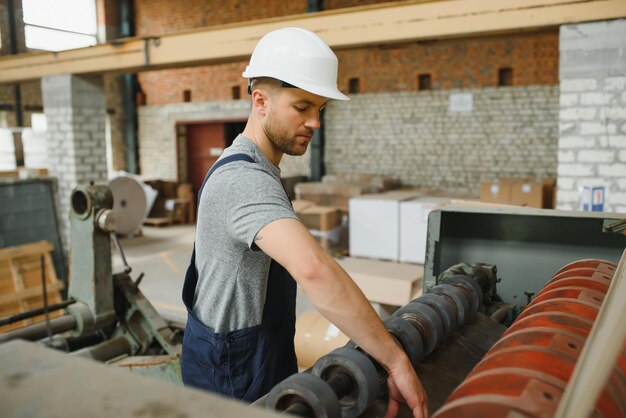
[449,92,473,113]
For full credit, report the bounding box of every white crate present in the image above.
[399,197,451,264]
[349,190,422,260]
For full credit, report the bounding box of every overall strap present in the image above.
[182,153,255,310]
[197,153,255,203]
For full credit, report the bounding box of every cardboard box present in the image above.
[281,175,308,200]
[295,182,371,211]
[322,173,400,192]
[297,205,343,231]
[292,199,315,213]
[310,224,349,255]
[335,256,424,306]
[481,177,556,208]
[510,179,544,208]
[400,197,451,264]
[480,179,512,204]
[349,190,422,261]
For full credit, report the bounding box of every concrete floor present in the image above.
[112,224,315,325]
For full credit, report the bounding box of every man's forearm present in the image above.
[296,249,408,372]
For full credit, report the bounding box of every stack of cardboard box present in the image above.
[292,199,347,254]
[480,177,556,208]
[294,174,399,212]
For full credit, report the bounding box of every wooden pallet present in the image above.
[0,241,64,333]
[143,217,173,227]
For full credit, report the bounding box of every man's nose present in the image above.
[305,114,321,130]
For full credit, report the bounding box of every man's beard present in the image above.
[263,111,312,156]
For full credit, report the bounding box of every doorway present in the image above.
[179,120,246,202]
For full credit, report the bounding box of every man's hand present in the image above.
[384,355,429,418]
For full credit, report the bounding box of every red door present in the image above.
[186,123,226,196]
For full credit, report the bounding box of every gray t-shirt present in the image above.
[192,135,298,333]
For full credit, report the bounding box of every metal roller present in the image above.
[266,373,341,418]
[516,298,601,323]
[541,276,609,294]
[529,286,606,306]
[433,258,625,418]
[312,348,379,418]
[428,284,469,328]
[549,267,614,283]
[383,316,425,367]
[515,271,606,323]
[440,275,480,316]
[488,328,586,356]
[265,263,497,417]
[393,301,445,356]
[504,311,594,339]
[411,294,455,338]
[552,259,616,277]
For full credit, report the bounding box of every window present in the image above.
[418,73,432,91]
[348,78,360,94]
[232,86,241,100]
[498,67,513,87]
[183,90,192,103]
[22,0,97,51]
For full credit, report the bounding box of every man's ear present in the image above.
[251,88,270,117]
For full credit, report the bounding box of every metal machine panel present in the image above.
[424,206,626,308]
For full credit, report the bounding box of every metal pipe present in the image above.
[7,0,24,129]
[119,0,139,174]
[71,335,132,362]
[0,315,77,343]
[0,299,76,327]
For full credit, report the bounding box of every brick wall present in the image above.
[135,0,304,36]
[336,31,558,92]
[557,19,626,212]
[139,62,250,105]
[138,101,309,180]
[103,75,126,171]
[138,100,251,180]
[42,75,108,250]
[138,30,558,105]
[325,86,559,194]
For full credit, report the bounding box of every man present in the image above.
[181,27,428,418]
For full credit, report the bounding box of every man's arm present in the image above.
[255,218,428,418]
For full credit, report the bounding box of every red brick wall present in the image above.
[135,0,558,105]
[336,30,559,92]
[139,62,249,105]
[135,0,304,36]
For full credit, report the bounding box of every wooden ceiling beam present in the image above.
[0,0,624,84]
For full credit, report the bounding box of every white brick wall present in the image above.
[324,86,559,194]
[138,100,256,180]
[557,19,626,212]
[42,74,108,251]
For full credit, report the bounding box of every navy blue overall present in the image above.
[181,153,298,402]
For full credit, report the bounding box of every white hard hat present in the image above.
[242,27,349,101]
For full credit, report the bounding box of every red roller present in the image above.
[514,299,600,323]
[552,259,616,277]
[549,268,614,283]
[433,259,624,418]
[541,277,609,294]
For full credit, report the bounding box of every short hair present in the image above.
[248,77,282,96]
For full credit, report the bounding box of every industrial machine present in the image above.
[0,183,182,377]
[0,185,625,418]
